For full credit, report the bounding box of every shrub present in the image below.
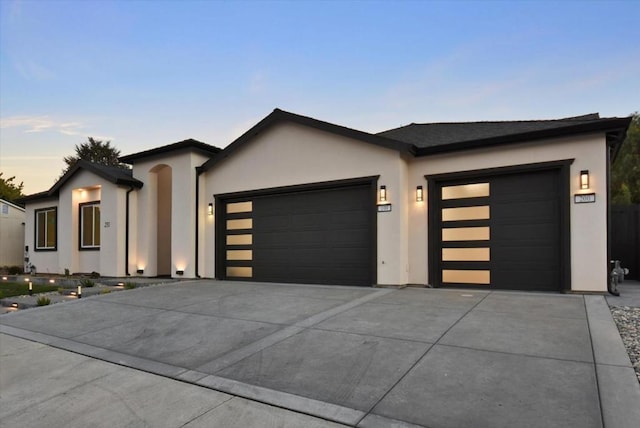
[8,265,22,275]
[36,296,51,306]
[124,282,136,289]
[79,279,95,287]
[58,287,65,294]
[100,288,112,294]
[64,268,70,277]
[90,271,100,279]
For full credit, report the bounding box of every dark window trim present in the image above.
[426,159,573,292]
[34,206,57,251]
[79,200,101,251]
[215,176,379,286]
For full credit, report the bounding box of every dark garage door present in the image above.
[219,182,374,286]
[432,168,562,291]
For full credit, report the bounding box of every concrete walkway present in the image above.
[1,280,639,427]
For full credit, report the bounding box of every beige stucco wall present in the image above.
[130,150,211,278]
[408,133,608,292]
[0,200,25,267]
[201,122,410,285]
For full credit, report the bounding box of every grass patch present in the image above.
[0,282,58,299]
[123,282,137,290]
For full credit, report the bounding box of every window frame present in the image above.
[34,207,57,251]
[79,201,101,251]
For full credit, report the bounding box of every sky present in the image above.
[1,0,638,194]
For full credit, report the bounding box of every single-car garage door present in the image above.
[430,165,568,291]
[218,180,375,286]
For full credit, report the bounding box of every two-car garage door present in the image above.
[218,180,375,286]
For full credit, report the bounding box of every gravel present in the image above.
[610,305,640,384]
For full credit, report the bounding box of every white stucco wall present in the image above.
[407,133,609,292]
[24,170,130,277]
[201,122,409,285]
[0,200,25,267]
[130,150,211,278]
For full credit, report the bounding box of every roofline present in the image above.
[198,109,415,173]
[0,198,26,211]
[16,191,55,204]
[46,159,143,196]
[414,117,632,156]
[120,139,221,164]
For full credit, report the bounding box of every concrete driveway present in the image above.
[1,280,639,428]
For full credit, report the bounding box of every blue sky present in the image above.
[1,0,638,194]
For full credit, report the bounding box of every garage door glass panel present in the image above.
[442,269,490,284]
[442,183,489,200]
[442,206,490,221]
[226,234,253,245]
[226,201,253,214]
[226,250,253,261]
[442,227,490,241]
[227,218,253,230]
[442,247,490,261]
[226,267,252,277]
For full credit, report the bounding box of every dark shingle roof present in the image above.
[378,113,631,155]
[21,159,143,202]
[120,138,221,164]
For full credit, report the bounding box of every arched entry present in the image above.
[150,164,172,276]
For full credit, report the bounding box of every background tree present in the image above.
[611,112,640,205]
[0,172,25,204]
[60,137,129,177]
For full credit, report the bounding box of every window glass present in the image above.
[442,227,490,241]
[442,269,490,284]
[442,206,490,221]
[81,203,100,248]
[35,208,56,250]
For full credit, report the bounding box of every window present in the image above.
[35,207,57,250]
[80,202,100,249]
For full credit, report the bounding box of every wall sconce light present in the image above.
[175,270,184,275]
[416,185,424,202]
[379,185,387,202]
[208,203,213,216]
[136,269,144,274]
[580,170,589,189]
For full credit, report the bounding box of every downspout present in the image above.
[125,186,135,276]
[195,167,201,278]
[606,140,619,296]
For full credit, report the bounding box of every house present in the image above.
[20,109,631,293]
[0,199,25,268]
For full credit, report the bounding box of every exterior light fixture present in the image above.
[29,282,33,296]
[416,185,424,202]
[136,269,144,274]
[11,303,18,308]
[2,276,7,281]
[77,285,82,298]
[24,277,30,282]
[175,270,184,275]
[49,279,55,284]
[208,203,214,216]
[379,185,387,202]
[580,170,589,189]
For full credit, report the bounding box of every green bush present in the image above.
[79,279,95,287]
[8,265,22,275]
[100,288,112,294]
[124,282,136,289]
[36,296,51,306]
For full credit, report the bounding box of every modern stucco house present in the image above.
[0,198,25,268]
[20,109,631,293]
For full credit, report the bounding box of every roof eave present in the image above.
[415,117,632,156]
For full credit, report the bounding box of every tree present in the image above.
[0,172,25,203]
[60,137,129,177]
[611,113,640,205]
